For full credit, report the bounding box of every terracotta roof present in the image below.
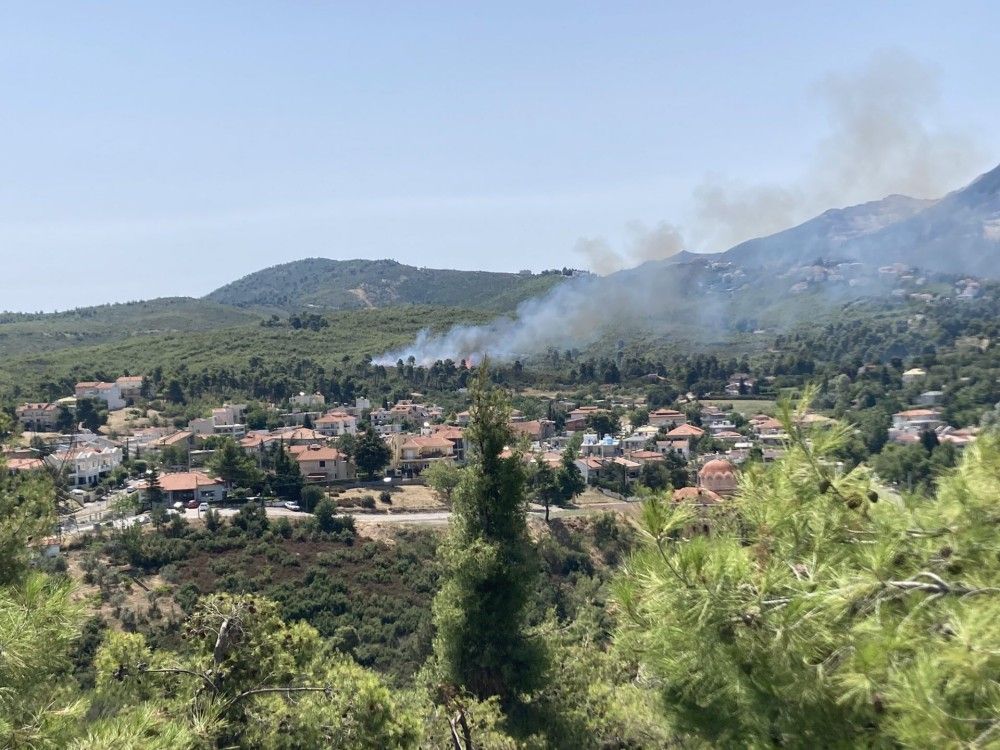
[650,409,685,418]
[433,426,465,441]
[285,428,326,441]
[510,420,545,437]
[157,431,193,446]
[6,457,45,472]
[894,409,941,418]
[139,471,221,492]
[401,435,453,450]
[666,424,705,438]
[294,445,345,462]
[316,411,354,424]
[673,486,723,504]
[628,450,664,460]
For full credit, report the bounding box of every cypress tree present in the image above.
[432,365,546,702]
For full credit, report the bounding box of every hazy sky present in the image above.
[2,1,999,311]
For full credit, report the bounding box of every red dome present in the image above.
[699,458,736,477]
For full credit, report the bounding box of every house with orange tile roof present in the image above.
[136,471,226,505]
[15,402,60,432]
[648,408,688,428]
[293,444,355,482]
[391,433,454,474]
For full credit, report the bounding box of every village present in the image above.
[4,363,981,539]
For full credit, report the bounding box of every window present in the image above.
[319,461,326,468]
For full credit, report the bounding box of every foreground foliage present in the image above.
[615,392,1000,747]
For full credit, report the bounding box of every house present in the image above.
[579,433,621,458]
[510,419,555,442]
[292,444,355,482]
[892,409,943,432]
[750,416,783,437]
[917,390,944,406]
[648,408,688,428]
[455,410,471,426]
[627,449,664,465]
[137,471,226,505]
[315,410,358,437]
[392,434,454,474]
[725,375,756,396]
[15,402,59,432]
[433,426,468,463]
[155,431,195,451]
[574,456,605,484]
[937,426,979,448]
[46,444,122,486]
[282,428,327,446]
[115,375,145,402]
[5,456,46,474]
[289,392,326,410]
[610,456,641,480]
[659,423,705,458]
[902,368,927,384]
[567,405,607,422]
[74,381,125,410]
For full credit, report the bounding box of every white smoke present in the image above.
[378,51,987,365]
[691,49,985,250]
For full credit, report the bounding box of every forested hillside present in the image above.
[205,257,570,312]
[0,298,263,357]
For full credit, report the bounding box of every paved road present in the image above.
[60,499,636,538]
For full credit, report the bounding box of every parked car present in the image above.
[198,502,210,513]
[283,502,301,512]
[172,501,184,511]
[186,499,199,509]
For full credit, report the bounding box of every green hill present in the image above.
[0,305,491,404]
[204,257,568,312]
[0,298,263,358]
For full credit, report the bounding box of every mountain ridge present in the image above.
[204,257,569,313]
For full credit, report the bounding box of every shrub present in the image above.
[360,495,376,510]
[379,491,393,505]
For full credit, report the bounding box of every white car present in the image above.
[198,502,210,513]
[283,502,301,512]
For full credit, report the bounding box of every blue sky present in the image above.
[2,1,999,311]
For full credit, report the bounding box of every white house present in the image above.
[290,392,326,410]
[315,410,358,437]
[46,444,122,486]
[892,409,943,433]
[902,368,927,384]
[74,382,126,411]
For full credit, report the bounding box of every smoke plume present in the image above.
[692,50,984,250]
[378,51,987,366]
[574,220,686,274]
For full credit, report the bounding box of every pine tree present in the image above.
[614,389,1000,747]
[432,365,546,703]
[353,426,391,479]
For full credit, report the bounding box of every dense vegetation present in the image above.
[4,364,1000,746]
